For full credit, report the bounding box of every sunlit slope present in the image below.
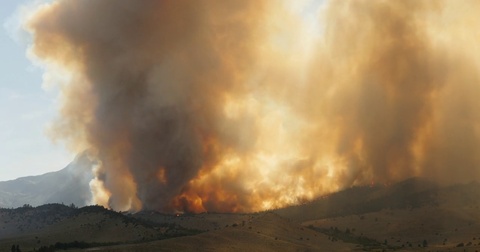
[275,178,440,221]
[2,178,480,251]
[76,212,355,252]
[293,178,480,251]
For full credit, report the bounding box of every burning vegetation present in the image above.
[24,0,480,213]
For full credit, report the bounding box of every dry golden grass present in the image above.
[73,213,355,252]
[3,180,480,251]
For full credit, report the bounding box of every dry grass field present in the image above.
[74,213,354,252]
[2,178,480,251]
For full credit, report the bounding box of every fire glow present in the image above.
[25,0,480,212]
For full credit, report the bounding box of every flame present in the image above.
[157,167,167,185]
[24,0,480,212]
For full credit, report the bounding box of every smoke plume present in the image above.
[26,0,480,212]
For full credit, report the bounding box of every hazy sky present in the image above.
[0,0,73,181]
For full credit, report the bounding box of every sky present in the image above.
[0,0,73,181]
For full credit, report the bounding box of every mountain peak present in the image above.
[0,154,94,209]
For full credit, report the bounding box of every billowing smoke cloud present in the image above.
[306,0,480,185]
[26,0,480,212]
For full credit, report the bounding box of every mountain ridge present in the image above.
[0,153,94,208]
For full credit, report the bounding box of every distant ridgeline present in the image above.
[0,153,93,208]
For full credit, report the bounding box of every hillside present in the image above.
[0,153,93,208]
[274,177,439,221]
[278,179,480,251]
[71,212,355,252]
[2,178,480,251]
[0,204,198,252]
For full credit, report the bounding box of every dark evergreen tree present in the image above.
[423,239,428,247]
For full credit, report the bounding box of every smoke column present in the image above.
[26,0,480,212]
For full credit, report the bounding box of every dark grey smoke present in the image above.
[28,0,265,211]
[26,0,480,212]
